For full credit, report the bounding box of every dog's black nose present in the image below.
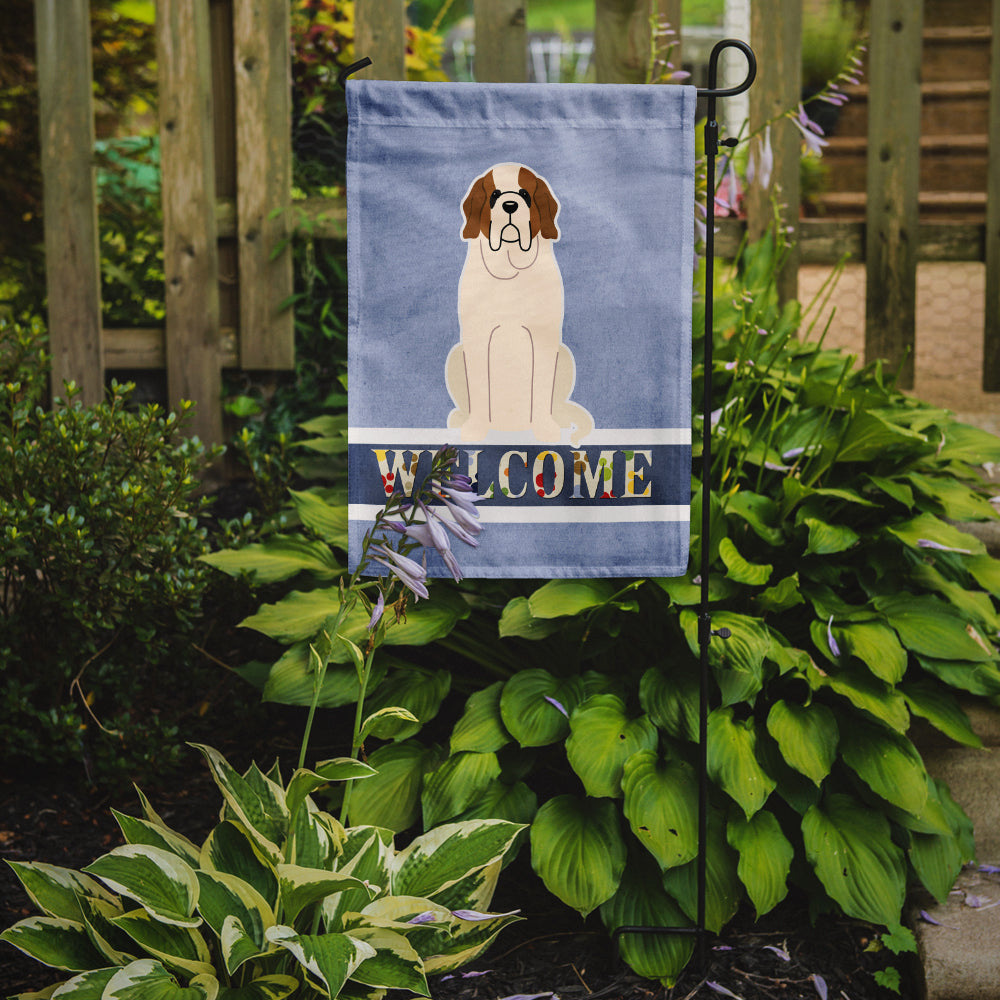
[501,200,519,215]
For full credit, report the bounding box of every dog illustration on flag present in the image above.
[446,162,594,446]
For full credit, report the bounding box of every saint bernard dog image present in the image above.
[445,162,594,446]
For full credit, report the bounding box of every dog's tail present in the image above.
[563,403,595,449]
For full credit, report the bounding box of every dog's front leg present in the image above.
[530,342,562,442]
[459,332,492,441]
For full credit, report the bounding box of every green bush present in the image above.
[0,317,220,783]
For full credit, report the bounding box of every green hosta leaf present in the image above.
[874,594,995,662]
[680,610,770,706]
[530,795,626,917]
[621,751,698,871]
[909,828,965,905]
[393,820,524,901]
[111,908,214,978]
[916,655,1000,697]
[967,553,1000,597]
[421,751,502,828]
[190,746,287,862]
[5,862,118,923]
[639,664,699,742]
[450,682,511,754]
[718,537,772,586]
[499,670,584,747]
[809,661,910,732]
[277,865,374,925]
[265,926,375,998]
[866,474,914,509]
[911,562,1000,633]
[661,810,741,933]
[755,573,804,614]
[803,517,859,556]
[347,740,442,832]
[260,643,388,709]
[835,621,907,684]
[103,959,218,1000]
[452,779,538,827]
[727,811,793,918]
[724,490,784,545]
[112,812,201,868]
[839,718,929,816]
[285,759,376,822]
[802,793,906,926]
[360,706,422,742]
[707,708,776,818]
[935,421,1000,464]
[195,871,273,974]
[200,822,278,910]
[527,579,616,618]
[835,410,927,463]
[886,512,985,556]
[599,854,694,987]
[346,926,428,994]
[765,700,838,786]
[83,846,200,928]
[497,596,564,639]
[288,488,349,547]
[216,976,299,1000]
[906,473,998,522]
[565,695,658,798]
[655,572,737,606]
[39,966,117,998]
[901,680,982,748]
[0,916,107,971]
[362,667,451,740]
[200,535,341,584]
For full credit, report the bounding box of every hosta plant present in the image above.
[1,744,523,999]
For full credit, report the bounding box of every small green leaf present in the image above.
[803,517,859,555]
[901,680,982,748]
[719,537,773,585]
[838,718,929,817]
[707,708,776,818]
[765,700,838,786]
[288,488,348,548]
[527,579,616,618]
[450,682,511,754]
[727,811,793,917]
[497,597,564,639]
[200,536,341,584]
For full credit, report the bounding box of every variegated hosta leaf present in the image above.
[195,871,274,974]
[765,700,838,786]
[802,793,906,926]
[214,975,299,1000]
[499,669,585,747]
[838,718,929,817]
[421,751,502,829]
[288,802,343,870]
[277,865,376,925]
[110,908,214,979]
[529,795,626,917]
[450,681,511,754]
[102,958,218,999]
[621,751,699,871]
[4,862,118,922]
[45,966,118,997]
[83,845,200,928]
[565,695,658,798]
[200,822,278,910]
[112,811,201,868]
[726,810,793,918]
[323,829,393,931]
[391,820,524,901]
[706,707,776,819]
[661,810,742,934]
[599,854,694,987]
[420,906,523,975]
[191,745,287,863]
[265,926,375,998]
[0,916,107,971]
[344,926,429,995]
[285,760,376,823]
[77,894,136,966]
[423,859,501,915]
[347,740,443,832]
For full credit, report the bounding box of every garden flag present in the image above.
[346,80,696,578]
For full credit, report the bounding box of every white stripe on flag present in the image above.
[348,427,691,445]
[349,504,689,524]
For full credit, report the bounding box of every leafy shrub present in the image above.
[1,743,524,997]
[211,234,1000,984]
[0,317,219,782]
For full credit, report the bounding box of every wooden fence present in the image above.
[33,0,1000,445]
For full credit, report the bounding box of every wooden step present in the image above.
[922,25,992,82]
[813,190,987,222]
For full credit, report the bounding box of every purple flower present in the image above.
[812,974,828,1000]
[747,125,773,190]
[439,495,482,538]
[451,908,520,921]
[791,104,829,156]
[367,591,385,631]
[370,543,429,600]
[407,911,438,925]
[706,983,742,999]
[917,538,973,554]
[827,615,841,658]
[544,695,569,718]
[763,944,790,961]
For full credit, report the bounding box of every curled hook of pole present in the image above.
[697,38,756,98]
[338,57,373,90]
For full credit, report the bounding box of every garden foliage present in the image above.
[0,317,218,781]
[1,744,523,999]
[205,233,1000,984]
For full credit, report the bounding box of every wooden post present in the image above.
[746,0,801,305]
[34,0,104,405]
[864,0,923,389]
[157,0,223,445]
[474,0,527,83]
[659,0,682,74]
[354,0,407,81]
[595,0,653,84]
[233,0,294,369]
[983,0,1000,390]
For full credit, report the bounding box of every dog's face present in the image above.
[461,163,560,251]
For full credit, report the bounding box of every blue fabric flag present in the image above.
[347,80,696,578]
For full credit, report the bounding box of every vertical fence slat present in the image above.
[865,0,923,389]
[983,0,1000,390]
[746,0,801,304]
[660,0,682,70]
[355,0,406,80]
[595,0,654,84]
[474,0,527,82]
[233,0,294,369]
[34,0,103,405]
[157,0,223,445]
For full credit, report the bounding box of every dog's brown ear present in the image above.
[461,170,494,239]
[521,166,559,240]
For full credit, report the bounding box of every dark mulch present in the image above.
[1,739,915,1000]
